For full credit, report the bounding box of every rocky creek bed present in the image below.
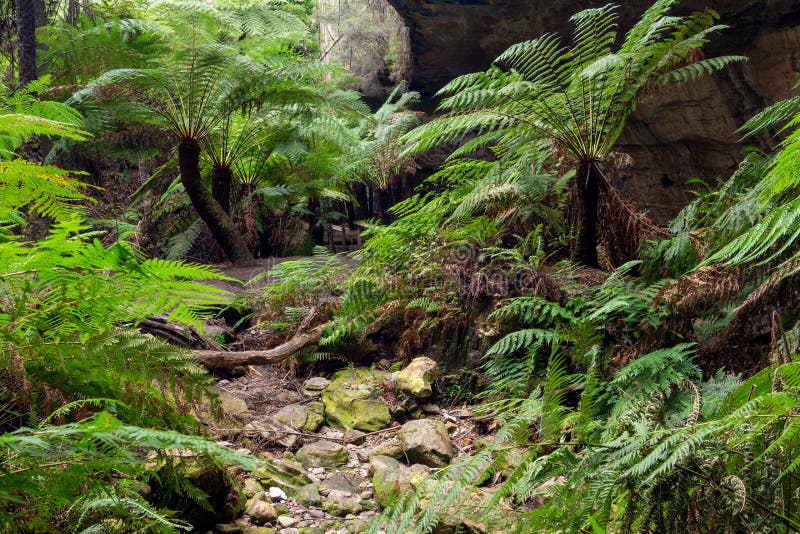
[198,357,501,534]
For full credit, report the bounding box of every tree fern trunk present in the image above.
[177,137,255,266]
[575,159,600,268]
[211,164,232,214]
[15,0,37,85]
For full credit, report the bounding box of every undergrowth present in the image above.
[0,81,258,532]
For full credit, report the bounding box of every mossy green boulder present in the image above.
[304,401,325,432]
[296,440,348,468]
[393,356,438,398]
[322,367,391,431]
[370,455,430,509]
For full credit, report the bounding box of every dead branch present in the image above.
[193,307,326,368]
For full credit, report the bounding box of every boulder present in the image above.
[218,389,249,416]
[323,489,363,516]
[320,473,358,495]
[421,404,442,415]
[273,404,309,429]
[366,437,403,461]
[256,457,312,494]
[246,492,277,525]
[393,357,438,398]
[268,486,288,501]
[399,419,454,467]
[370,455,431,509]
[346,519,369,533]
[304,401,325,432]
[294,483,322,507]
[296,440,349,468]
[270,403,324,434]
[277,515,299,528]
[242,478,264,498]
[322,388,390,432]
[328,367,386,390]
[369,454,402,476]
[301,376,331,397]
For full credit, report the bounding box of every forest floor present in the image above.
[204,362,487,534]
[180,258,490,533]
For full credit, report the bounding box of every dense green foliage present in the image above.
[0,79,258,532]
[4,0,800,532]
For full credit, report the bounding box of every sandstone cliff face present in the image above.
[386,0,800,221]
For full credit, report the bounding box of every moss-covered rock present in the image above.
[304,401,325,432]
[255,457,311,495]
[301,376,331,397]
[399,419,454,467]
[296,440,349,468]
[217,388,250,416]
[272,404,308,429]
[322,368,391,431]
[242,478,264,498]
[245,492,277,525]
[322,489,363,516]
[393,357,438,398]
[367,437,403,460]
[370,455,431,509]
[294,483,322,507]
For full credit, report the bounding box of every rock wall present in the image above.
[386,0,800,221]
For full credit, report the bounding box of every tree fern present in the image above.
[402,1,743,267]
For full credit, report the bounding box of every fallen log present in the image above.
[193,323,326,367]
[193,307,325,368]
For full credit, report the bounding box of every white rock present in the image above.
[269,486,288,501]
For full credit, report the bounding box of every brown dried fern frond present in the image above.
[656,264,746,317]
[598,180,670,268]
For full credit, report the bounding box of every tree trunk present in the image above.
[177,137,255,266]
[378,188,390,224]
[575,159,601,268]
[66,0,79,26]
[15,0,37,86]
[211,164,232,214]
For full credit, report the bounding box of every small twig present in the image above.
[213,424,402,444]
[353,425,402,441]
